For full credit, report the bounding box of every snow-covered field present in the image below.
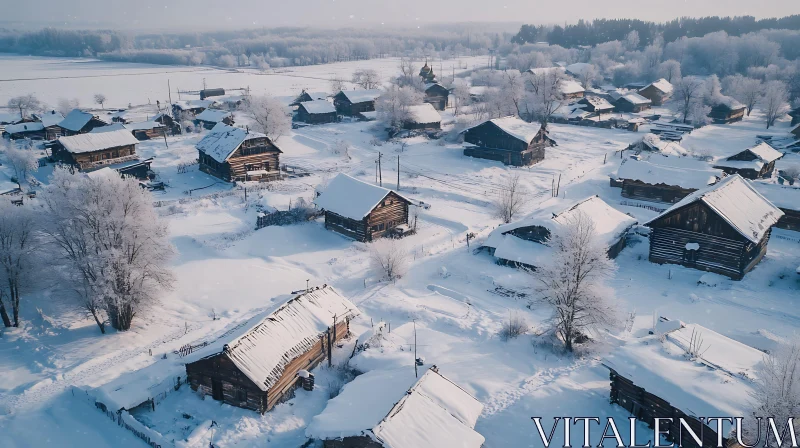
[1,55,800,448]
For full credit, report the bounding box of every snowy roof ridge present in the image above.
[406,103,441,124]
[195,108,232,122]
[196,124,275,163]
[58,109,98,132]
[35,110,65,127]
[340,89,383,104]
[299,100,336,114]
[463,116,543,144]
[740,142,783,163]
[215,285,359,392]
[643,78,673,94]
[58,129,139,154]
[616,157,722,190]
[645,174,783,243]
[314,173,413,221]
[5,121,45,134]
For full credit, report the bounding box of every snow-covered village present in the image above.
[2,5,800,448]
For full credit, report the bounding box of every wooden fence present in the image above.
[619,200,667,213]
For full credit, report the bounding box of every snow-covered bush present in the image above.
[499,311,529,341]
[245,95,291,141]
[369,239,409,282]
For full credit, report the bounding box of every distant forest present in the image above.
[512,15,800,47]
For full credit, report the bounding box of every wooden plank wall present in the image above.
[649,227,747,279]
[367,193,409,240]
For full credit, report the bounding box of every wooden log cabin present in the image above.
[610,91,652,113]
[482,196,637,270]
[296,100,337,124]
[423,83,449,111]
[333,90,382,116]
[307,366,485,448]
[637,78,673,106]
[712,142,783,179]
[292,90,329,106]
[615,156,723,204]
[752,182,800,232]
[314,173,413,242]
[195,108,234,130]
[462,116,555,167]
[196,124,282,182]
[577,96,615,116]
[54,129,141,171]
[708,98,746,124]
[185,285,359,413]
[3,121,46,140]
[126,121,166,140]
[560,79,586,100]
[403,104,441,131]
[645,174,783,280]
[58,109,108,136]
[33,110,65,140]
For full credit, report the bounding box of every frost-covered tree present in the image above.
[94,93,107,109]
[493,174,527,224]
[330,76,346,93]
[2,144,39,188]
[577,64,598,89]
[246,95,291,141]
[658,59,682,83]
[369,239,409,282]
[530,211,620,352]
[0,201,39,327]
[740,339,800,448]
[451,79,471,116]
[56,98,80,116]
[724,75,763,116]
[763,80,790,129]
[375,85,422,129]
[671,76,706,124]
[352,69,381,90]
[525,68,567,127]
[7,94,41,119]
[42,168,175,333]
[624,30,640,51]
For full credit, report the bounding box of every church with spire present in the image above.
[419,59,437,83]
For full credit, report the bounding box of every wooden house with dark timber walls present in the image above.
[713,142,783,179]
[708,97,746,124]
[54,129,141,172]
[185,285,359,413]
[752,183,800,232]
[315,173,413,242]
[637,78,673,106]
[615,156,723,204]
[423,83,449,111]
[296,100,337,124]
[645,175,783,280]
[196,124,282,182]
[333,90,382,116]
[462,116,555,167]
[58,109,108,136]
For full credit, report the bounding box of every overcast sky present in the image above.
[3,0,799,31]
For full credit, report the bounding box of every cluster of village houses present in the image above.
[3,61,800,448]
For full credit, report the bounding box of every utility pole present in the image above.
[378,152,382,187]
[167,79,173,107]
[414,320,418,378]
[397,155,400,191]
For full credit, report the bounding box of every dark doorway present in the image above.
[212,379,224,401]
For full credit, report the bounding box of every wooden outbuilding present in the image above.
[292,90,329,105]
[196,124,282,182]
[611,92,652,113]
[645,174,783,279]
[172,99,216,120]
[403,104,441,131]
[482,196,637,269]
[185,285,359,414]
[296,100,337,124]
[333,90,382,116]
[423,83,449,111]
[708,98,746,124]
[307,366,485,448]
[152,113,180,135]
[315,173,412,242]
[713,142,783,179]
[199,88,225,100]
[32,110,65,139]
[637,79,673,106]
[462,116,555,166]
[54,129,140,171]
[125,121,166,140]
[560,80,585,99]
[84,157,155,181]
[577,96,615,116]
[195,109,234,130]
[58,109,108,136]
[752,182,800,232]
[615,156,723,204]
[3,121,47,140]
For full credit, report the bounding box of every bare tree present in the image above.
[7,94,41,119]
[330,77,346,93]
[530,211,620,352]
[42,168,176,333]
[94,93,107,109]
[0,201,39,327]
[246,95,291,141]
[451,80,471,116]
[525,68,567,127]
[369,239,409,282]
[763,80,790,129]
[658,59,682,83]
[671,76,706,124]
[56,98,80,116]
[352,69,381,90]
[2,144,39,188]
[493,174,528,224]
[577,64,598,89]
[375,85,422,129]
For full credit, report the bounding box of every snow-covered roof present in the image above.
[751,182,800,211]
[714,143,783,172]
[195,124,272,163]
[579,96,614,110]
[340,89,382,104]
[406,103,441,124]
[0,112,22,124]
[195,108,232,123]
[528,67,566,77]
[58,129,139,154]
[711,95,745,111]
[742,142,783,163]
[89,123,127,133]
[644,78,673,94]
[565,62,593,76]
[4,122,44,134]
[303,91,329,101]
[464,116,543,144]
[639,133,689,156]
[616,157,722,190]
[298,100,336,115]
[645,175,783,243]
[193,285,358,392]
[615,92,652,105]
[485,196,637,266]
[175,99,215,110]
[372,368,484,448]
[424,82,447,92]
[126,121,165,131]
[314,173,412,221]
[560,80,585,95]
[58,109,98,132]
[35,110,65,127]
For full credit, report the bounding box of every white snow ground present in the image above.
[1,55,799,448]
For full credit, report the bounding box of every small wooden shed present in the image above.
[315,173,412,242]
[611,92,652,113]
[195,109,234,130]
[637,78,673,106]
[577,96,615,116]
[333,90,382,116]
[196,124,282,182]
[713,142,783,179]
[462,116,555,166]
[645,174,783,279]
[708,98,746,124]
[423,83,449,111]
[296,100,337,124]
[185,285,359,413]
[403,104,441,131]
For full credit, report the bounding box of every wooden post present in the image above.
[397,155,400,191]
[556,174,561,197]
[327,328,332,367]
[378,152,382,187]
